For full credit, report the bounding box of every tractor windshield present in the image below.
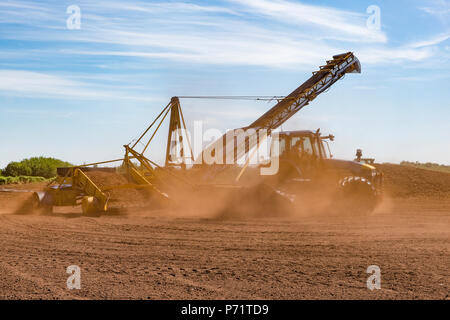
[275,134,326,159]
[290,136,316,157]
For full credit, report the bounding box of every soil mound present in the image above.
[375,163,450,198]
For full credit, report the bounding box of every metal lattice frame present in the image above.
[219,52,361,163]
[248,52,361,132]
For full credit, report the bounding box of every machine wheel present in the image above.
[32,192,53,214]
[15,192,53,215]
[81,196,100,216]
[337,176,377,214]
[217,183,293,219]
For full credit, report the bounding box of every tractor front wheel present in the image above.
[81,196,100,216]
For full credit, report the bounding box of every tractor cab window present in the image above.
[302,137,314,155]
[290,137,301,151]
[291,136,315,156]
[278,138,286,156]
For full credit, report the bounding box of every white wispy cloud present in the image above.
[420,0,450,16]
[104,1,239,15]
[409,32,450,48]
[59,36,333,68]
[0,1,48,10]
[0,70,160,101]
[0,0,446,101]
[0,106,76,119]
[0,1,58,26]
[357,46,435,64]
[230,0,387,43]
[0,0,432,68]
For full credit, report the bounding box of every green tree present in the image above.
[4,162,32,176]
[3,157,71,178]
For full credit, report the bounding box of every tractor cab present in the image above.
[269,129,383,202]
[267,129,334,182]
[275,129,332,161]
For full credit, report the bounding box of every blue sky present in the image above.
[0,0,449,168]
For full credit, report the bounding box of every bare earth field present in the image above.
[0,164,449,300]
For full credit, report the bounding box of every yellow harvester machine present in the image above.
[33,52,382,215]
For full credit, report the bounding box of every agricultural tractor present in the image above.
[264,130,382,212]
[31,52,383,215]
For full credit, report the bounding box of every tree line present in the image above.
[0,157,72,179]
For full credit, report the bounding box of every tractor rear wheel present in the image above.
[32,192,53,214]
[14,192,52,214]
[337,176,378,214]
[217,183,293,219]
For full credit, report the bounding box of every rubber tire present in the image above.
[337,176,377,215]
[217,183,292,219]
[32,192,53,214]
[81,196,100,216]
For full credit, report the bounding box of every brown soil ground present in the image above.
[0,164,448,299]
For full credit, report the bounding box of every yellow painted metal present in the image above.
[48,52,361,214]
[362,163,376,170]
[129,167,152,186]
[76,158,131,168]
[235,143,260,183]
[164,97,194,167]
[122,146,169,200]
[73,169,108,212]
[102,183,156,191]
[131,101,172,149]
[142,106,171,154]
